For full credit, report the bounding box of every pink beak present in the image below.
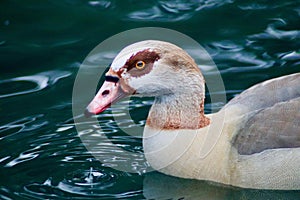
[85,80,128,117]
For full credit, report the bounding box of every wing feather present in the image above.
[229,73,300,155]
[233,98,300,155]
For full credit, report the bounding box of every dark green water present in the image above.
[1,0,300,199]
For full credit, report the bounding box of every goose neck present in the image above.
[146,91,210,130]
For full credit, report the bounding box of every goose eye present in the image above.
[135,61,145,69]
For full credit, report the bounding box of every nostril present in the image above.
[102,90,110,96]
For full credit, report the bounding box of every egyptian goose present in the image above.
[85,40,300,190]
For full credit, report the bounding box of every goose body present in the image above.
[86,40,300,190]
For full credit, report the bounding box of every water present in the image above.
[1,0,300,199]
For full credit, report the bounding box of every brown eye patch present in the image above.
[124,49,160,77]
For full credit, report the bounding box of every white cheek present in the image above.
[128,76,146,92]
[128,69,174,96]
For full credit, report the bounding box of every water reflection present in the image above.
[19,169,300,199]
[143,172,300,200]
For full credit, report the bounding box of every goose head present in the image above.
[85,40,209,129]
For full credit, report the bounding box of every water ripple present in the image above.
[50,39,83,48]
[58,167,117,190]
[238,1,296,10]
[5,152,39,168]
[57,168,142,198]
[0,40,6,46]
[126,0,234,22]
[0,70,71,99]
[0,75,48,98]
[207,40,275,74]
[250,23,300,41]
[21,167,142,199]
[280,51,300,61]
[88,0,112,8]
[0,114,47,140]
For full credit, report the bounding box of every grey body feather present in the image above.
[226,73,300,155]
